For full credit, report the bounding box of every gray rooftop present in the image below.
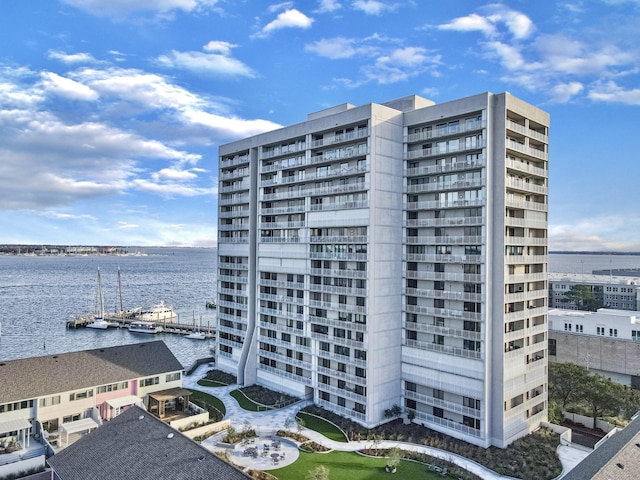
[47,405,251,480]
[562,414,640,480]
[0,341,183,404]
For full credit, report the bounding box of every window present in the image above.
[69,389,93,401]
[463,396,480,410]
[564,323,572,332]
[576,324,583,333]
[610,328,618,337]
[433,407,444,418]
[633,330,640,342]
[548,338,557,356]
[433,388,444,400]
[464,340,480,352]
[597,326,605,336]
[139,377,160,387]
[39,395,61,407]
[433,335,444,345]
[166,372,181,382]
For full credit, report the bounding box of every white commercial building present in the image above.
[549,308,640,387]
[216,92,549,448]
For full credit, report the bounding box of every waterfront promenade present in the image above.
[184,366,590,479]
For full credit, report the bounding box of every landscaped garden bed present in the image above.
[300,405,562,480]
[204,369,237,385]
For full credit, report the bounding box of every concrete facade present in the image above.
[549,308,640,387]
[215,92,549,448]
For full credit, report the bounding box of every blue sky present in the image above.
[1,1,639,250]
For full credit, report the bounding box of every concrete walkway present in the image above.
[184,365,590,478]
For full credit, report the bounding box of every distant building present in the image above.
[47,405,251,480]
[549,273,640,311]
[548,308,640,387]
[216,92,550,448]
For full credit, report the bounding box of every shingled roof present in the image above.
[47,405,251,480]
[0,341,183,404]
[562,414,640,480]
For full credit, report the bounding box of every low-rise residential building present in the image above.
[549,273,640,311]
[0,341,184,478]
[548,308,640,387]
[47,405,251,480]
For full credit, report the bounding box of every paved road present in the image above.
[184,365,590,479]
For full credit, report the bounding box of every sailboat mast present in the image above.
[97,267,104,319]
[117,267,124,313]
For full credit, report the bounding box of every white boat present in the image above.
[184,330,207,340]
[128,321,163,334]
[87,268,118,329]
[138,301,177,323]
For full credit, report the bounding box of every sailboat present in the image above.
[87,268,118,329]
[184,313,209,340]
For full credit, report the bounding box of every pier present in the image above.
[66,313,216,338]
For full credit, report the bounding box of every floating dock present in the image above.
[66,313,215,337]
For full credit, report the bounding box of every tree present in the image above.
[549,362,589,409]
[386,447,402,473]
[581,374,624,429]
[284,417,293,432]
[563,285,602,311]
[306,465,329,480]
[296,416,306,436]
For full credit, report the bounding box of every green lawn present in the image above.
[270,450,440,479]
[197,378,228,387]
[296,412,348,443]
[189,389,226,416]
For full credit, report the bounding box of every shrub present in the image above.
[205,369,237,385]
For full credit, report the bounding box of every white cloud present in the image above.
[437,6,534,40]
[316,0,342,13]
[203,40,236,55]
[130,178,214,197]
[305,37,360,59]
[254,9,314,38]
[588,81,640,105]
[181,109,281,138]
[60,0,218,18]
[550,216,640,252]
[48,50,97,64]
[549,82,584,103]
[352,0,394,15]
[40,72,99,101]
[438,13,496,36]
[152,167,198,182]
[156,50,255,77]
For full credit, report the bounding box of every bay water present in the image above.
[0,247,217,367]
[2,249,640,366]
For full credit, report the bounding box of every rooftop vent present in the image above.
[167,433,174,439]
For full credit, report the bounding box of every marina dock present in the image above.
[66,313,216,338]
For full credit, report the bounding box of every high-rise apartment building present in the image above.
[216,92,549,448]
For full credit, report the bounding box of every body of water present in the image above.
[549,253,640,275]
[2,249,640,366]
[0,247,217,366]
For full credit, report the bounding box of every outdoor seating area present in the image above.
[226,436,298,470]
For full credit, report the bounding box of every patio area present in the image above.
[221,436,299,470]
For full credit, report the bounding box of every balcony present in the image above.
[404,216,483,228]
[404,140,486,161]
[260,143,306,160]
[505,198,547,212]
[405,235,484,245]
[403,320,482,341]
[258,364,313,386]
[220,154,250,168]
[405,120,485,143]
[310,128,369,148]
[405,178,484,194]
[506,119,548,143]
[404,287,482,303]
[506,178,547,195]
[506,158,547,178]
[405,158,486,177]
[506,140,547,161]
[405,198,485,211]
[309,315,367,332]
[404,339,482,360]
[404,270,482,283]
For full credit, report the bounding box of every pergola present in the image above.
[0,418,31,450]
[105,395,144,420]
[147,387,192,419]
[59,418,100,447]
